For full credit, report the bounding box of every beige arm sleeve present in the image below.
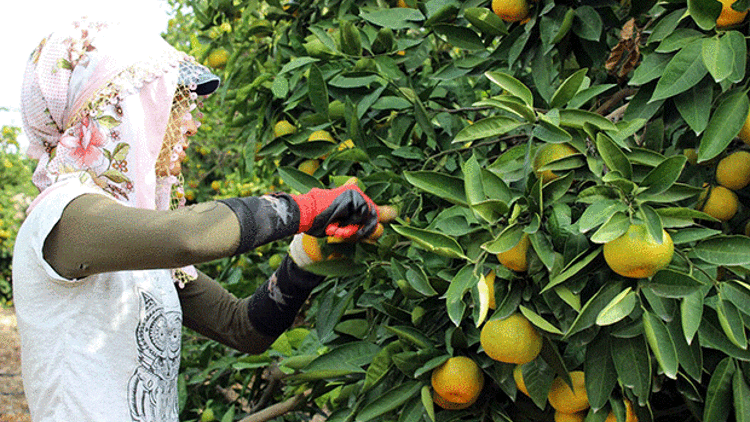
[42,194,241,280]
[177,270,276,354]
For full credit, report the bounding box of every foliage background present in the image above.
[0,125,36,306]
[163,0,750,421]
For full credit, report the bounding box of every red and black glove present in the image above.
[291,184,379,240]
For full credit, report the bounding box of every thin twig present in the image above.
[251,363,285,412]
[595,88,637,116]
[238,393,308,422]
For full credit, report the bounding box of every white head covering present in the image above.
[20,19,211,211]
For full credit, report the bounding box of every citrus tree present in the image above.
[163,0,750,421]
[0,124,36,306]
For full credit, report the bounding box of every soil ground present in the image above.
[0,306,30,422]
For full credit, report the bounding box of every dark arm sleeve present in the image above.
[177,270,276,354]
[179,257,324,353]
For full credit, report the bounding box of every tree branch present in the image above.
[238,393,308,422]
[595,88,636,116]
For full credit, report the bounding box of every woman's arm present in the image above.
[42,194,243,279]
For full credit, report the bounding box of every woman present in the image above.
[13,19,380,421]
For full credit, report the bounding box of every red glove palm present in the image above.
[292,184,379,240]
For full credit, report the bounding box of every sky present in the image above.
[0,0,174,151]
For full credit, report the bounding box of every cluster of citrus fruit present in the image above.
[695,114,750,224]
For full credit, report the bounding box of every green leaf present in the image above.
[651,39,708,102]
[475,96,536,122]
[674,78,713,135]
[482,224,524,254]
[699,311,750,360]
[519,305,563,335]
[360,9,425,29]
[689,0,722,30]
[406,266,438,297]
[639,204,664,244]
[682,290,704,345]
[392,225,468,259]
[584,334,617,411]
[630,53,672,86]
[640,155,688,196]
[723,281,750,316]
[564,281,622,337]
[596,288,637,326]
[544,247,602,294]
[404,171,467,205]
[694,235,750,265]
[578,200,628,233]
[671,227,723,244]
[111,143,130,162]
[649,8,687,44]
[356,381,422,421]
[596,133,633,179]
[558,109,617,131]
[734,366,750,422]
[550,68,588,109]
[484,71,534,107]
[278,166,324,192]
[453,116,524,143]
[304,259,368,277]
[280,57,319,74]
[385,326,435,350]
[307,341,381,373]
[572,6,603,41]
[698,90,750,163]
[643,269,704,298]
[308,64,329,117]
[656,29,704,54]
[726,30,747,83]
[642,311,679,379]
[703,36,734,82]
[445,265,477,326]
[703,358,736,422]
[666,315,703,381]
[463,7,508,36]
[433,24,484,50]
[590,211,630,244]
[568,84,617,109]
[611,336,651,402]
[421,386,436,422]
[716,298,748,349]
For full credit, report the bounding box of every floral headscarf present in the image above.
[20,19,200,211]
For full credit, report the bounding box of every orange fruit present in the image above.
[716,151,750,190]
[739,108,750,146]
[532,143,579,184]
[497,233,530,272]
[491,0,531,22]
[603,223,674,279]
[430,356,485,405]
[207,48,229,69]
[548,371,589,414]
[716,0,748,28]
[555,411,587,422]
[480,313,542,364]
[432,390,476,410]
[698,185,739,222]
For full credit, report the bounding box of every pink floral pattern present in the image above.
[58,116,106,168]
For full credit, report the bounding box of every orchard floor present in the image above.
[0,307,30,422]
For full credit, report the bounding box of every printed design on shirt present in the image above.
[128,289,182,422]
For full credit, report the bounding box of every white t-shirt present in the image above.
[13,174,183,422]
